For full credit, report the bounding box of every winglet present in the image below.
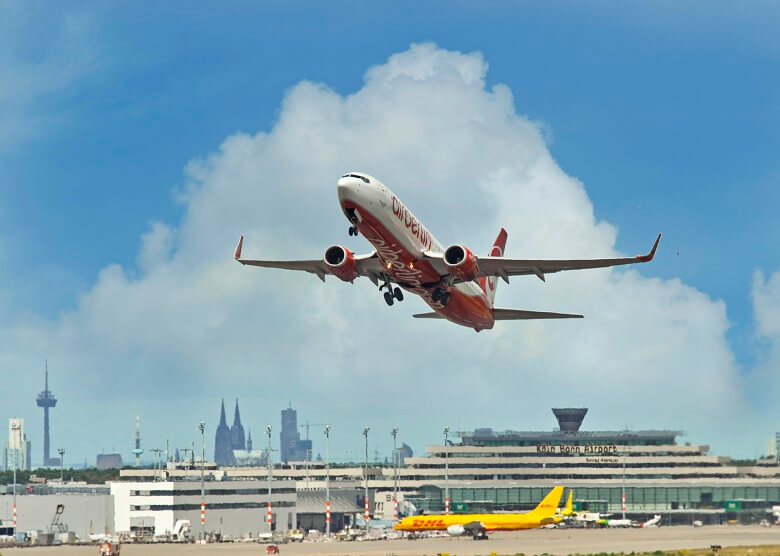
[637,233,661,262]
[234,235,244,260]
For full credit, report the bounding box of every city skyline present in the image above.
[1,4,779,463]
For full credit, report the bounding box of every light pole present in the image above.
[150,448,162,481]
[324,425,331,537]
[622,438,627,520]
[391,427,399,520]
[58,448,65,482]
[362,426,370,525]
[266,424,273,532]
[11,422,19,535]
[443,426,450,514]
[197,421,206,540]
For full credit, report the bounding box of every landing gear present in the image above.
[432,287,451,307]
[379,278,403,306]
[472,527,488,541]
[348,226,358,236]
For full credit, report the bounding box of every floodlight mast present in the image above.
[197,421,206,540]
[11,422,20,535]
[266,424,273,532]
[391,427,399,520]
[444,426,450,514]
[324,424,331,537]
[363,426,370,525]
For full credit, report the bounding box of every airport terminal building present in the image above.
[398,409,780,524]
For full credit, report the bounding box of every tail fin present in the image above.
[480,227,507,306]
[532,486,564,517]
[562,490,574,516]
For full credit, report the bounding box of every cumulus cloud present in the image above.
[0,43,772,462]
[748,270,780,445]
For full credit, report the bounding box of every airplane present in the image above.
[394,486,565,540]
[234,172,661,331]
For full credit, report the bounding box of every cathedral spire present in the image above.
[230,398,246,451]
[247,429,253,451]
[219,399,228,427]
[233,398,242,427]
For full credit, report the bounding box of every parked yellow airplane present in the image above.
[394,486,565,540]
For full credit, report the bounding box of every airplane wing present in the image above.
[424,234,661,284]
[414,309,583,320]
[233,236,386,284]
[492,308,583,320]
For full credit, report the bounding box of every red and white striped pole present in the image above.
[621,492,626,513]
[364,498,370,522]
[200,502,205,526]
[393,498,398,520]
[13,503,17,529]
[326,500,331,528]
[267,501,272,527]
[445,496,450,515]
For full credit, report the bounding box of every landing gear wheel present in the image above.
[393,287,404,302]
[440,292,452,307]
[431,288,442,302]
[384,291,394,306]
[348,226,358,236]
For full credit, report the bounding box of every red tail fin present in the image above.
[480,228,507,306]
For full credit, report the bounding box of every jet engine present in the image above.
[324,245,359,282]
[443,244,479,282]
[446,524,466,536]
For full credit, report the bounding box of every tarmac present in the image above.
[2,526,778,555]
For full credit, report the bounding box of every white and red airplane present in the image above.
[234,172,660,332]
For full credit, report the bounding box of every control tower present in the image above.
[36,361,60,466]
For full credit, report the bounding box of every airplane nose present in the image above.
[337,175,361,201]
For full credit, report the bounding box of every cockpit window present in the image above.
[342,173,370,184]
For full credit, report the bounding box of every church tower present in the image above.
[230,399,246,451]
[214,399,235,466]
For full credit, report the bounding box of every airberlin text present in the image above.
[392,196,432,250]
[536,444,618,455]
[360,220,445,309]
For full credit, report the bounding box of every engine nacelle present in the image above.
[443,244,479,282]
[324,245,359,282]
[446,524,465,536]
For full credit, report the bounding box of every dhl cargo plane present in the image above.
[394,486,566,540]
[235,172,661,331]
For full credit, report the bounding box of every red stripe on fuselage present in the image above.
[341,200,494,330]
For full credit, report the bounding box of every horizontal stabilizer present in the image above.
[413,312,444,319]
[493,308,583,320]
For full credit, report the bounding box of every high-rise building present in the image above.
[35,361,60,467]
[3,418,31,471]
[279,405,312,462]
[280,405,299,463]
[769,432,779,461]
[214,399,235,466]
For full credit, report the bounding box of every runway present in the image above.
[2,526,778,555]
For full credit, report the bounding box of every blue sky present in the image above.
[2,2,779,464]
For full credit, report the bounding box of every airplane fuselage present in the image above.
[337,173,495,330]
[394,512,558,532]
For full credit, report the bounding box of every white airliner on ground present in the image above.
[235,172,660,331]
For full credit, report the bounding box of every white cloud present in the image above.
[0,43,772,462]
[748,270,780,452]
